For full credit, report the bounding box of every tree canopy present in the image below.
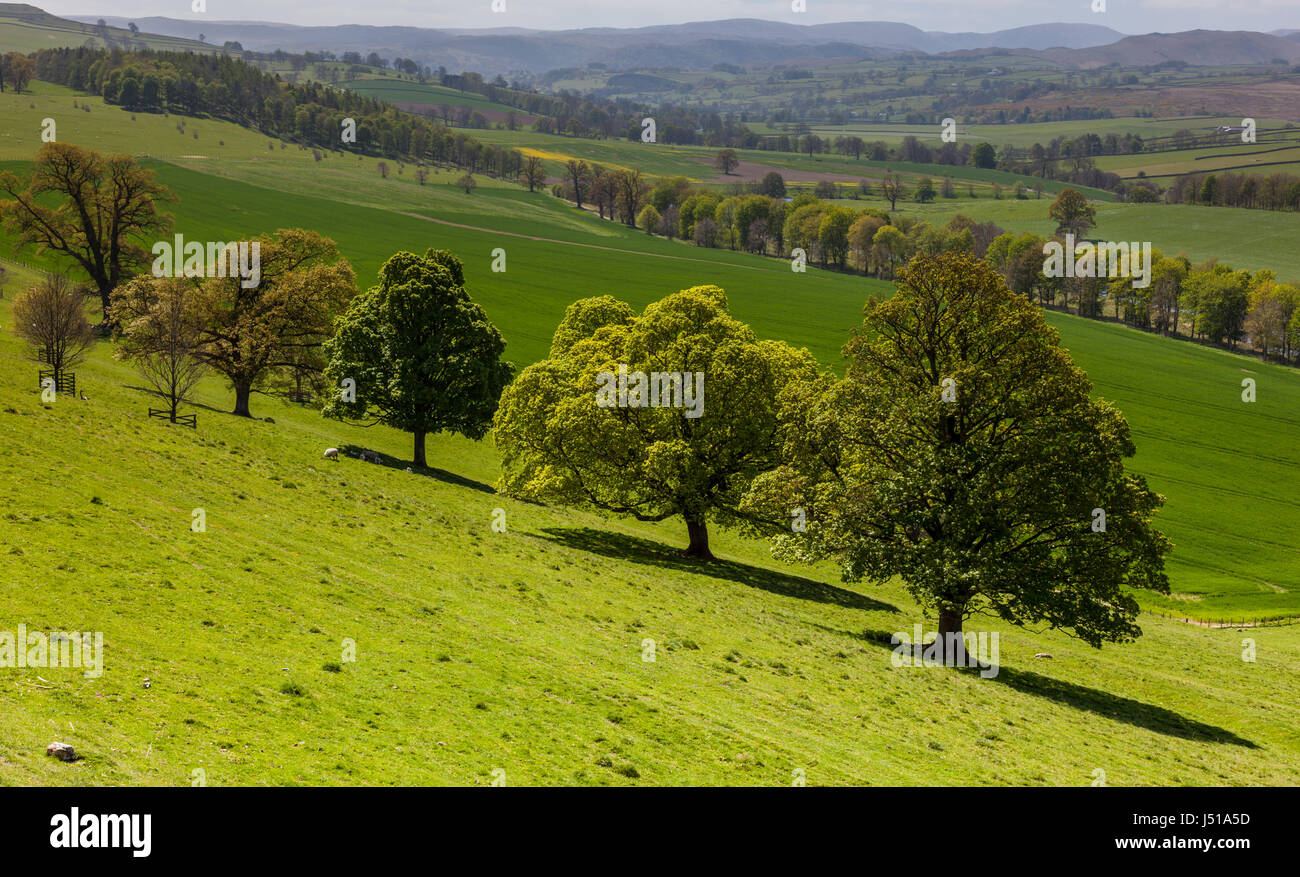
[322,249,513,468]
[495,286,819,558]
[742,252,1171,647]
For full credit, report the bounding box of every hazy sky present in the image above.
[52,1,1296,33]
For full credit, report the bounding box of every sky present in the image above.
[48,0,1296,33]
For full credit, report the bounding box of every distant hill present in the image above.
[0,2,215,54]
[1046,29,1300,67]
[75,13,1126,75]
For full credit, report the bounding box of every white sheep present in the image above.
[323,447,339,461]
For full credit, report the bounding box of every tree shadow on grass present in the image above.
[124,386,229,417]
[828,626,1258,748]
[539,526,898,613]
[337,444,496,495]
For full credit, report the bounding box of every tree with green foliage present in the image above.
[970,142,997,169]
[1048,187,1096,239]
[494,286,819,559]
[190,229,356,418]
[715,149,740,175]
[914,177,936,203]
[759,171,786,198]
[322,249,513,468]
[743,252,1170,650]
[817,206,854,269]
[637,204,661,234]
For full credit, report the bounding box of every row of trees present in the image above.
[495,253,1171,649]
[1164,171,1300,213]
[987,232,1300,356]
[547,168,1300,363]
[27,48,523,178]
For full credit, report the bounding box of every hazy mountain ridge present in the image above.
[46,10,1300,75]
[75,13,1126,74]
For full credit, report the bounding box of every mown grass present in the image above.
[1,266,1298,786]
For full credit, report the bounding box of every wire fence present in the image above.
[1147,611,1299,629]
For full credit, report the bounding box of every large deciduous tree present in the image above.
[743,253,1170,649]
[0,144,172,319]
[322,249,513,468]
[494,286,819,559]
[190,229,356,418]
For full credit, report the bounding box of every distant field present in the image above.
[785,118,1298,150]
[342,76,529,120]
[0,6,217,54]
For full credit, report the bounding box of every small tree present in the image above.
[12,274,94,381]
[743,253,1170,649]
[1049,187,1097,239]
[914,177,936,203]
[456,172,477,194]
[880,171,904,210]
[376,161,390,179]
[521,156,547,193]
[637,204,661,234]
[2,52,34,92]
[415,167,429,186]
[759,171,786,198]
[715,149,740,175]
[110,276,207,422]
[323,249,513,468]
[565,159,591,209]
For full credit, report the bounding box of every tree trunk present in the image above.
[934,605,966,664]
[413,430,427,468]
[233,383,253,418]
[684,516,713,560]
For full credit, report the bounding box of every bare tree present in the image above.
[0,144,172,319]
[880,171,905,210]
[110,276,207,422]
[11,274,94,381]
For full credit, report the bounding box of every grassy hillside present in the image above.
[1,263,1298,787]
[0,3,216,54]
[1,80,1299,622]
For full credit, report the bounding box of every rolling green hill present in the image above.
[2,259,1299,787]
[1,82,1298,623]
[0,64,1298,786]
[0,3,217,55]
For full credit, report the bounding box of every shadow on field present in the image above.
[540,526,897,613]
[338,444,496,494]
[838,626,1258,748]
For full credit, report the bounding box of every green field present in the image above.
[342,75,528,118]
[1,65,1299,786]
[2,257,1300,786]
[2,82,1299,622]
[0,3,217,54]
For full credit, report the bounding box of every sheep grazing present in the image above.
[323,447,339,461]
